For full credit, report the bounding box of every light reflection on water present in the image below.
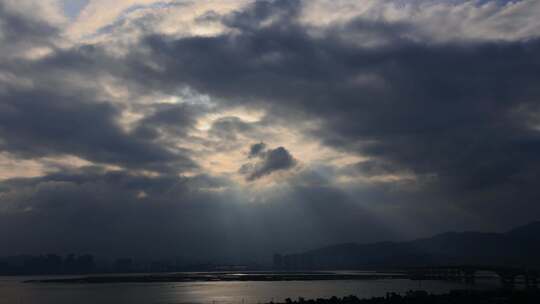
[0,274,500,304]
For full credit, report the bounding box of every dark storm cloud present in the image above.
[117,0,540,226]
[0,167,232,258]
[351,160,408,177]
[134,102,203,140]
[0,88,195,172]
[1,0,540,259]
[0,2,58,58]
[248,142,266,158]
[254,146,296,177]
[0,3,198,173]
[241,144,296,181]
[0,167,399,260]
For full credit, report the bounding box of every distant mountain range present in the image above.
[274,221,540,270]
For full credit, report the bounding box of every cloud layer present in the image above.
[1,0,540,261]
[241,143,297,181]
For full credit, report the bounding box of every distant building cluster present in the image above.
[0,254,95,275]
[0,254,254,275]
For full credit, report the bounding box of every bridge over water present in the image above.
[406,265,539,289]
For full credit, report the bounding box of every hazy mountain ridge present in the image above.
[275,221,540,269]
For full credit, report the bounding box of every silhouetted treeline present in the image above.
[275,289,540,304]
[0,254,95,275]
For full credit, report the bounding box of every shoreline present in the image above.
[25,272,408,284]
[268,289,540,304]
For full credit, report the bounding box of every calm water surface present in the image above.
[0,273,500,304]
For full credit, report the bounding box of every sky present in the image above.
[0,0,540,262]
